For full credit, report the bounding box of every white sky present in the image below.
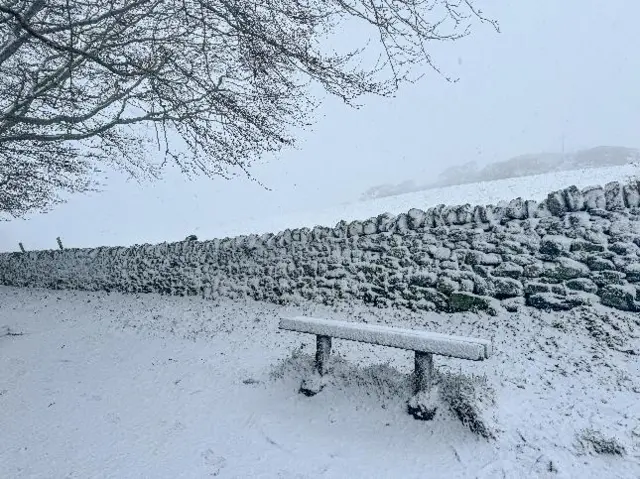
[2,0,640,251]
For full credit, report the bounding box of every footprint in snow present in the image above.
[202,449,227,477]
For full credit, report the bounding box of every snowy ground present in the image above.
[206,164,640,241]
[1,286,639,478]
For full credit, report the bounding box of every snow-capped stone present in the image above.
[332,221,347,238]
[522,262,545,278]
[591,270,626,287]
[449,292,498,315]
[347,221,364,237]
[493,262,524,279]
[563,185,585,212]
[609,242,638,256]
[598,284,638,311]
[408,272,438,288]
[549,257,590,280]
[490,277,524,299]
[605,181,625,211]
[534,201,552,218]
[472,205,486,224]
[407,208,426,230]
[526,293,585,311]
[376,213,396,232]
[524,282,551,295]
[525,200,539,218]
[362,218,377,235]
[426,245,450,261]
[546,190,567,216]
[431,205,446,227]
[582,185,606,210]
[583,255,615,271]
[540,235,572,257]
[624,263,640,282]
[436,277,459,295]
[454,204,473,224]
[393,213,410,233]
[570,239,606,253]
[623,182,640,208]
[506,198,527,220]
[565,278,599,294]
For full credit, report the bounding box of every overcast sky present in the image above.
[2,0,639,252]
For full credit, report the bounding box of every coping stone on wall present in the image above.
[407,208,426,230]
[582,185,606,211]
[623,182,640,208]
[605,181,626,211]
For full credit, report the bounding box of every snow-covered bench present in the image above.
[278,316,493,419]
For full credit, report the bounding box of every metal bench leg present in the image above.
[316,335,332,376]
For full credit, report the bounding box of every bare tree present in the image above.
[0,0,498,218]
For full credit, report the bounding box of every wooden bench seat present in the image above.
[279,317,492,360]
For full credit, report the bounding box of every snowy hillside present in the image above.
[361,146,640,201]
[1,163,637,252]
[203,163,639,242]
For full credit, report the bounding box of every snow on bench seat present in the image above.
[279,316,492,361]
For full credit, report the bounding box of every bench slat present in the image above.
[279,317,492,360]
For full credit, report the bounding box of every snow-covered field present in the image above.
[1,163,637,252]
[2,286,639,478]
[205,164,639,241]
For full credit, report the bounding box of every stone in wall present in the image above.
[524,200,538,218]
[472,205,485,224]
[565,278,598,294]
[441,206,457,225]
[455,204,473,224]
[598,284,639,311]
[333,221,348,238]
[537,200,554,218]
[407,208,426,230]
[525,293,587,311]
[377,213,396,233]
[549,257,590,281]
[546,190,568,216]
[625,263,640,282]
[563,185,585,212]
[540,235,572,257]
[362,218,377,235]
[623,182,640,208]
[605,181,626,211]
[449,292,498,315]
[506,198,527,220]
[493,262,524,279]
[347,220,364,237]
[583,185,606,211]
[394,213,410,233]
[431,205,446,227]
[490,277,524,299]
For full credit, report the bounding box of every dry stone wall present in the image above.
[2,180,640,314]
